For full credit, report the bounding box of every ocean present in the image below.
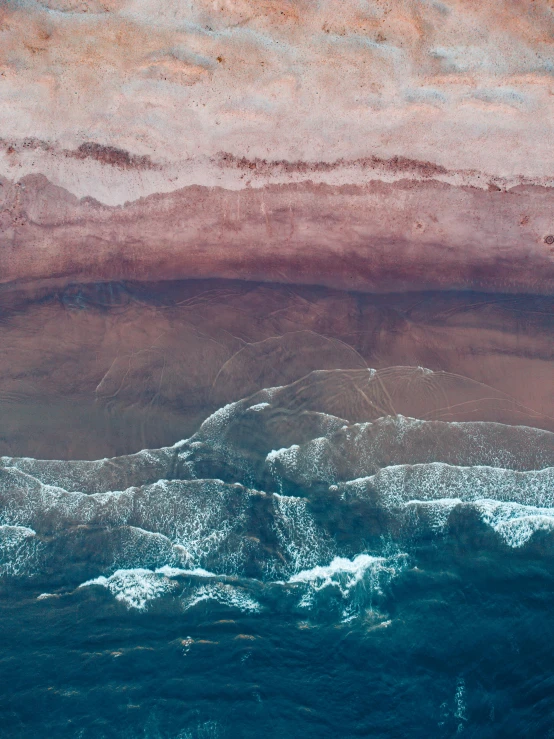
[1,281,553,738]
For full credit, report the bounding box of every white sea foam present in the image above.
[0,524,40,577]
[78,565,260,613]
[183,582,262,613]
[351,463,554,509]
[455,676,468,732]
[266,437,337,487]
[271,493,332,575]
[289,553,404,592]
[0,446,177,494]
[3,387,554,612]
[339,463,554,547]
[247,403,271,412]
[75,553,406,620]
[288,552,408,621]
[265,417,554,488]
[0,524,36,543]
[78,566,225,610]
[154,565,216,578]
[79,568,177,611]
[0,473,257,573]
[474,500,554,548]
[195,401,241,440]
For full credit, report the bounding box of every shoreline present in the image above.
[0,278,552,459]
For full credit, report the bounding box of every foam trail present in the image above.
[0,525,40,577]
[76,553,408,618]
[271,493,332,575]
[183,583,262,614]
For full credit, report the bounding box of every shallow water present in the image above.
[1,281,554,737]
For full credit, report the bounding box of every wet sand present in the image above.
[0,279,552,459]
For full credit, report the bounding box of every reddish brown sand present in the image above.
[2,175,554,295]
[0,280,552,460]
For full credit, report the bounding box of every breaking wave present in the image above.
[1,367,554,619]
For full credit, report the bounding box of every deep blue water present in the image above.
[4,550,554,739]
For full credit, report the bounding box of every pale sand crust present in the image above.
[2,0,554,186]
